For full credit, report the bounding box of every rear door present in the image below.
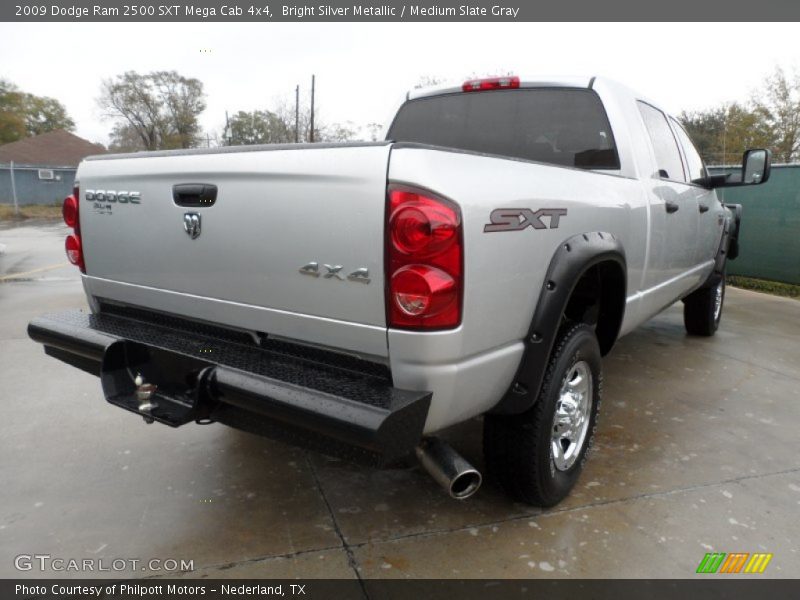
[637,101,701,305]
[670,118,724,267]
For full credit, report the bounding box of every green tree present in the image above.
[98,70,206,150]
[223,105,357,146]
[680,103,772,165]
[226,110,293,145]
[0,79,75,144]
[24,95,75,136]
[151,71,206,149]
[721,103,774,160]
[679,105,727,163]
[0,79,26,143]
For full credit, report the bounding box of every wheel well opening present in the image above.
[562,261,626,355]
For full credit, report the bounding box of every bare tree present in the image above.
[752,66,800,162]
[321,121,358,142]
[98,70,206,150]
[223,100,359,146]
[366,122,383,142]
[414,75,446,89]
[108,122,147,153]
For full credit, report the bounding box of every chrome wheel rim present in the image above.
[551,360,593,472]
[713,280,724,322]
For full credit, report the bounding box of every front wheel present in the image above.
[684,273,725,336]
[484,323,603,507]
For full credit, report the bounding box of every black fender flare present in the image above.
[723,203,742,262]
[490,231,626,415]
[690,202,741,296]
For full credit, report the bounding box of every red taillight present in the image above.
[62,194,78,228]
[386,186,462,329]
[462,76,520,93]
[390,193,458,257]
[65,234,83,269]
[392,265,457,317]
[63,184,85,273]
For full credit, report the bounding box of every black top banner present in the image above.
[3,0,800,21]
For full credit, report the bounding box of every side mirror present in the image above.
[742,149,771,185]
[699,148,772,189]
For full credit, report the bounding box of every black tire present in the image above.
[484,323,603,507]
[684,273,725,336]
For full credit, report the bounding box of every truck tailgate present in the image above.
[77,143,391,353]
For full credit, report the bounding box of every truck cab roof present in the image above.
[407,75,596,100]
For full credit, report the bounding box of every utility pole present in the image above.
[309,74,315,143]
[295,84,300,143]
[225,111,231,145]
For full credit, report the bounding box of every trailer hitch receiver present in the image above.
[100,340,215,427]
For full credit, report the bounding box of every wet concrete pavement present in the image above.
[1,220,798,579]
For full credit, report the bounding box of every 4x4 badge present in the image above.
[299,262,370,284]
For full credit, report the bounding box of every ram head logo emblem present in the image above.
[183,212,201,239]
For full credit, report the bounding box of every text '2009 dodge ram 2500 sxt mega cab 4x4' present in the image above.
[29,76,770,506]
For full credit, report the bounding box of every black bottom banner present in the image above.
[4,579,800,600]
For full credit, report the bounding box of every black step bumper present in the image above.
[28,308,431,465]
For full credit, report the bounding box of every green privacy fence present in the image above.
[709,164,800,285]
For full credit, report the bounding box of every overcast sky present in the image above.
[1,22,798,145]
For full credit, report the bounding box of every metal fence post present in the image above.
[10,160,19,216]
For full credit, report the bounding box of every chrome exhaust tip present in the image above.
[416,437,482,500]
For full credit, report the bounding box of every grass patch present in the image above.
[728,275,800,299]
[0,203,62,221]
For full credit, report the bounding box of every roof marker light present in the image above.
[462,76,520,93]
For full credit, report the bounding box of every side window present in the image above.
[671,119,707,183]
[637,101,686,182]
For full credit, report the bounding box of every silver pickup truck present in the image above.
[29,76,770,506]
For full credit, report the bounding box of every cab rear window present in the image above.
[388,88,620,170]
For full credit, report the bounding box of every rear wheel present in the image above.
[684,273,725,336]
[484,323,602,507]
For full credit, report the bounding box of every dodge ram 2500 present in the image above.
[29,76,770,506]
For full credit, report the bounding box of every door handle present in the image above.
[665,201,679,214]
[698,203,709,213]
[173,183,217,207]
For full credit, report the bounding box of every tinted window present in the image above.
[388,89,620,169]
[671,119,707,182]
[637,101,686,182]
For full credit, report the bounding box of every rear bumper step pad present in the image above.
[28,310,430,465]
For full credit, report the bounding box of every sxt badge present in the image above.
[484,208,567,233]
